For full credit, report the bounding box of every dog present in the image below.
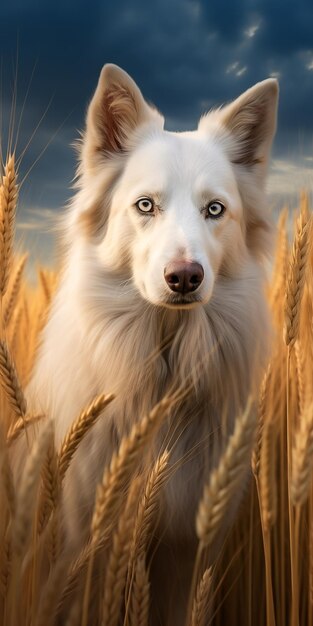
[27,64,278,623]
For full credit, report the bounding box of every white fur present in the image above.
[26,64,278,620]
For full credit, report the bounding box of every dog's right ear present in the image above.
[82,64,164,168]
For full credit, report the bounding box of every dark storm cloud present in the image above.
[0,0,313,216]
[256,0,313,55]
[198,0,313,54]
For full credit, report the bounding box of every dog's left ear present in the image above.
[199,79,278,175]
[221,79,278,171]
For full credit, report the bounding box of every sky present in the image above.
[1,0,313,269]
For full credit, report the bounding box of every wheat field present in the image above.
[0,153,312,626]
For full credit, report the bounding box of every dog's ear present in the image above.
[83,64,164,165]
[199,79,278,174]
[199,80,278,259]
[220,79,278,169]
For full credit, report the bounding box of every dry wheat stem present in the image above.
[261,524,276,626]
[47,511,60,566]
[0,450,15,518]
[58,392,115,481]
[196,397,255,548]
[270,208,289,309]
[190,568,212,626]
[64,601,82,626]
[284,212,311,347]
[0,339,27,417]
[39,269,52,304]
[127,557,150,626]
[0,533,12,598]
[294,340,306,416]
[34,560,67,626]
[291,402,313,506]
[286,348,299,626]
[57,536,107,610]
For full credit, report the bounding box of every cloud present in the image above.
[268,158,313,205]
[226,62,249,78]
[236,66,247,77]
[226,62,240,74]
[16,221,45,231]
[16,205,59,233]
[245,23,260,38]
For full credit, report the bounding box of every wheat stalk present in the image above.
[3,254,28,327]
[190,568,212,626]
[284,211,311,347]
[291,402,313,506]
[0,449,16,518]
[0,339,27,417]
[259,417,278,531]
[58,535,106,609]
[34,560,68,626]
[0,534,12,598]
[0,155,18,297]
[196,397,255,548]
[39,268,54,304]
[294,339,306,415]
[270,207,289,312]
[128,557,150,626]
[8,305,22,354]
[58,392,115,481]
[252,364,271,478]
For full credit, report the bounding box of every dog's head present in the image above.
[74,64,278,310]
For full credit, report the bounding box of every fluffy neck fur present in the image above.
[43,239,268,436]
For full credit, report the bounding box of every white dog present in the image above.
[27,64,278,622]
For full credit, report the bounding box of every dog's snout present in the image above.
[164,261,204,294]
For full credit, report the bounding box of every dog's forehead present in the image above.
[123,130,234,190]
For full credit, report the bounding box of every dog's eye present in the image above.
[204,201,225,219]
[136,198,154,214]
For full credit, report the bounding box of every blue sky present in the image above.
[1,0,313,268]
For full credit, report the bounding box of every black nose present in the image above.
[164,261,204,294]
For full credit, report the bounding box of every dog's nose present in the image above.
[164,261,204,294]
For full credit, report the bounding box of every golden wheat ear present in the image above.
[0,155,18,299]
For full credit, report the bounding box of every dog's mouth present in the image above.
[160,295,203,310]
